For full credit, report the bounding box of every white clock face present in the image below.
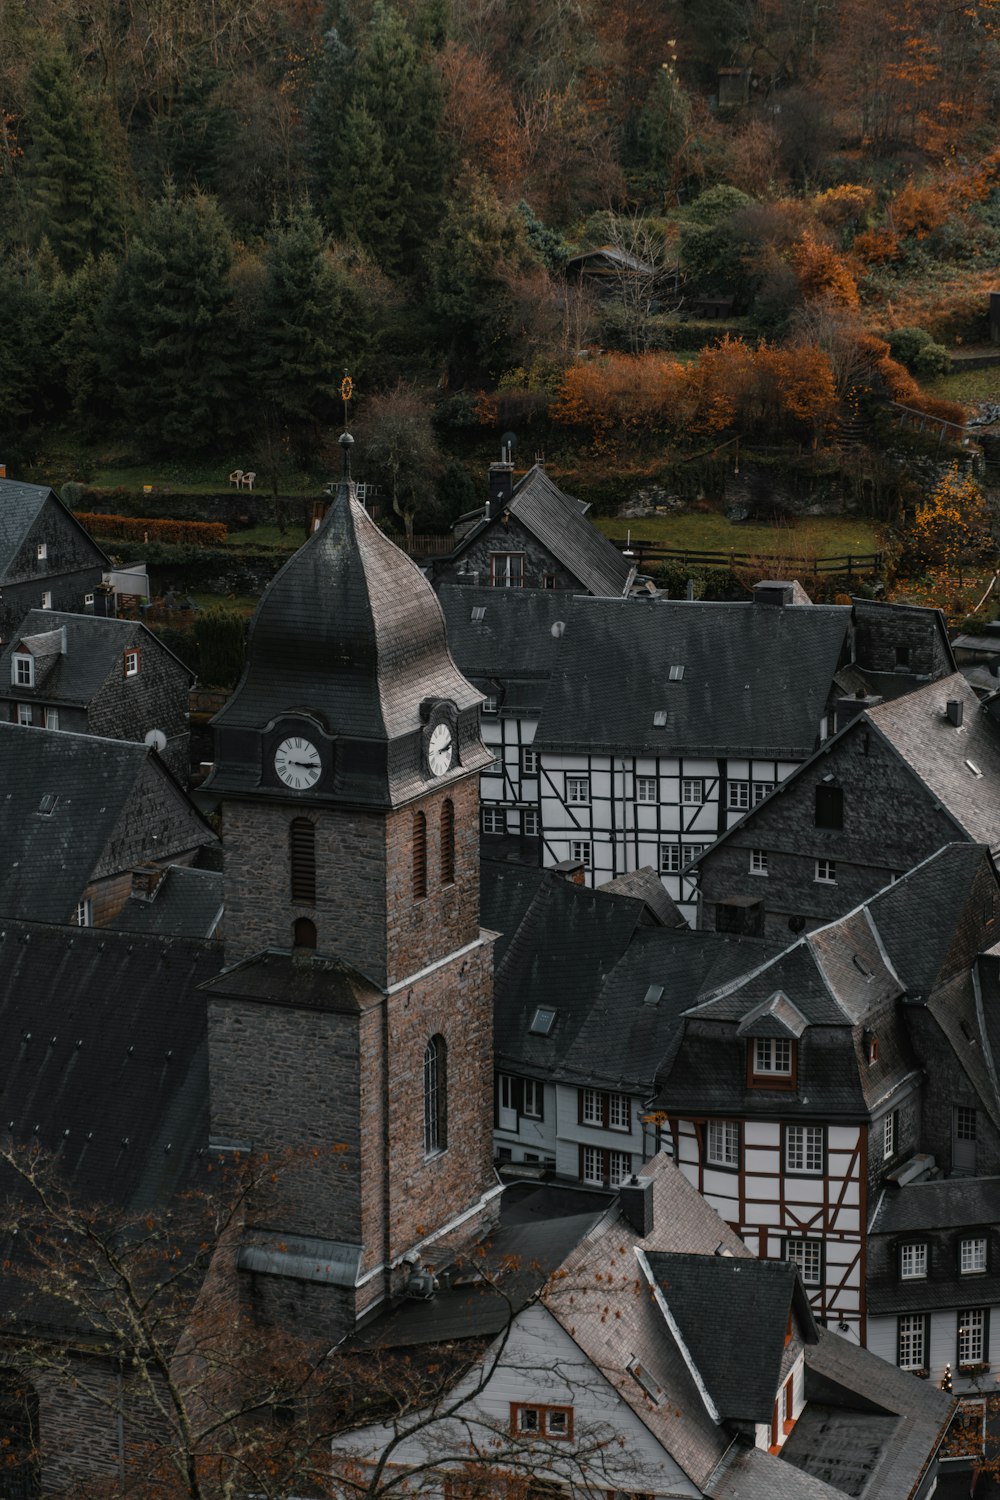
[274,736,322,790]
[428,722,454,777]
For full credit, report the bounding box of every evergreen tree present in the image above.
[331,100,402,259]
[21,45,121,271]
[255,203,371,454]
[112,189,241,451]
[58,253,122,437]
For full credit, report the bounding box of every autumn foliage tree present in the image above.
[907,465,995,571]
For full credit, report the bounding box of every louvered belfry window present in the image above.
[289,818,316,905]
[413,812,428,898]
[440,799,455,885]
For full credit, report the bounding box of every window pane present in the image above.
[786,1239,822,1286]
[898,1315,925,1369]
[901,1244,927,1279]
[959,1309,985,1364]
[961,1238,987,1274]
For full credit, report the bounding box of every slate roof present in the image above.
[864,843,992,997]
[0,724,210,924]
[450,464,633,599]
[872,1176,1000,1236]
[438,586,572,714]
[644,1251,813,1423]
[706,1444,845,1500]
[202,947,384,1014]
[533,597,850,757]
[111,866,223,939]
[866,673,1000,850]
[0,479,109,580]
[0,610,194,703]
[597,866,687,927]
[206,478,490,808]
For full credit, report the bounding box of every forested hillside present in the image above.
[2,0,999,503]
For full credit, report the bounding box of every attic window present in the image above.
[652,710,667,727]
[471,607,486,622]
[529,1006,557,1036]
[627,1358,666,1405]
[643,984,664,1007]
[668,665,685,681]
[36,542,47,561]
[37,794,58,816]
[11,654,33,688]
[966,760,983,778]
[124,649,140,678]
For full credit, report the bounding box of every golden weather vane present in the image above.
[340,372,353,431]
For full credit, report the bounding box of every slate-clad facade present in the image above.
[0,480,109,643]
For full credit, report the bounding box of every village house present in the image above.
[0,610,194,780]
[0,479,110,644]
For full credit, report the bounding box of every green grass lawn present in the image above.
[592,511,883,559]
[924,366,1000,405]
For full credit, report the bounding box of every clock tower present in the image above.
[203,444,499,1334]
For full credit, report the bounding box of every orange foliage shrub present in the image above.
[758,345,838,434]
[550,354,689,445]
[909,465,992,568]
[791,231,859,307]
[890,182,951,240]
[852,228,900,264]
[813,184,875,227]
[76,513,228,545]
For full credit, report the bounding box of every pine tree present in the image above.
[21,45,121,272]
[112,189,242,451]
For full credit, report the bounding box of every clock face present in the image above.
[427,721,455,777]
[274,736,322,790]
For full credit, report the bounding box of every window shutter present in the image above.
[924,1314,931,1372]
[984,1309,991,1363]
[577,1090,584,1125]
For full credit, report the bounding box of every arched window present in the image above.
[292,917,317,949]
[440,799,455,886]
[289,818,316,905]
[424,1035,447,1156]
[413,811,427,899]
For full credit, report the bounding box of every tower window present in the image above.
[440,799,455,885]
[292,917,316,949]
[289,818,316,905]
[424,1035,447,1157]
[413,812,428,898]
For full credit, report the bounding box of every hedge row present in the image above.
[75,512,228,544]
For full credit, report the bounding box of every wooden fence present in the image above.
[608,540,883,578]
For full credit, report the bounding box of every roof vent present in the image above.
[966,759,982,778]
[643,984,664,1007]
[946,699,965,727]
[405,1268,438,1300]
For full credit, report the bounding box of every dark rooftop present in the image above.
[0,610,194,704]
[111,865,223,940]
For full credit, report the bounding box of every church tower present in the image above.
[203,445,499,1334]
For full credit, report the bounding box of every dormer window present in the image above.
[124,649,140,677]
[748,1036,796,1089]
[960,1236,987,1275]
[12,654,33,688]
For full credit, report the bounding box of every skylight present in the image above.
[37,794,58,816]
[643,984,664,1007]
[668,664,685,681]
[471,607,486,622]
[529,1006,557,1036]
[653,710,667,727]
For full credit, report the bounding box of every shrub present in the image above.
[194,607,246,688]
[888,326,935,367]
[75,513,228,545]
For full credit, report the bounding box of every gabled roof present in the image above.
[437,585,571,713]
[866,673,1000,850]
[872,1175,1000,1236]
[201,947,383,1014]
[533,597,850,757]
[598,866,687,927]
[0,609,194,703]
[642,1250,814,1424]
[0,724,213,924]
[864,843,995,997]
[0,479,109,579]
[450,465,633,599]
[111,866,223,940]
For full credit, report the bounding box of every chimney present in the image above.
[489,446,514,512]
[835,693,883,732]
[619,1174,654,1236]
[552,858,586,886]
[131,863,166,901]
[946,699,965,728]
[753,581,794,607]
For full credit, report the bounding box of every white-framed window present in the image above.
[608,1150,631,1187]
[608,1093,630,1132]
[12,653,33,687]
[683,843,706,867]
[753,781,774,804]
[956,1105,977,1141]
[582,1088,603,1126]
[883,1110,897,1161]
[681,778,704,805]
[522,1079,543,1119]
[898,1314,927,1371]
[521,746,538,775]
[41,591,52,609]
[750,848,768,876]
[75,898,93,927]
[660,844,682,874]
[510,1404,573,1440]
[522,810,539,836]
[482,695,498,715]
[482,808,507,834]
[959,1308,987,1366]
[815,858,837,884]
[785,1237,823,1287]
[636,775,658,803]
[84,593,95,609]
[754,1037,792,1076]
[16,704,32,726]
[566,775,590,804]
[706,1119,740,1168]
[490,552,524,588]
[570,839,591,868]
[961,1237,987,1275]
[124,649,140,677]
[36,541,47,560]
[581,1144,603,1185]
[44,708,59,730]
[785,1124,824,1174]
[900,1243,928,1280]
[728,781,750,810]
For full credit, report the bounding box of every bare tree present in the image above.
[356,384,443,549]
[601,212,677,356]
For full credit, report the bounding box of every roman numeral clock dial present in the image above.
[274,736,322,790]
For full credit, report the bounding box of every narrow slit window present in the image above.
[440,799,455,885]
[289,818,316,905]
[413,811,428,898]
